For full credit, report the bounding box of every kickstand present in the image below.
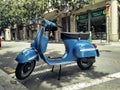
[51,65,54,72]
[58,65,61,80]
[51,65,62,80]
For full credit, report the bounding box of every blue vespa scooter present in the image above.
[15,18,99,80]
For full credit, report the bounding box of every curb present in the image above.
[0,69,28,90]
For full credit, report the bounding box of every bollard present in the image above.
[83,31,92,42]
[88,31,92,42]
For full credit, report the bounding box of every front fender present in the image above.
[16,48,39,63]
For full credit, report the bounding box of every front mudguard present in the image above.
[16,48,39,63]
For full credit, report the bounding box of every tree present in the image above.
[0,0,93,30]
[48,0,92,12]
[0,0,48,28]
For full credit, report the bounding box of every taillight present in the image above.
[93,43,97,48]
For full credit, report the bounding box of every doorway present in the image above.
[91,16,106,40]
[62,16,70,32]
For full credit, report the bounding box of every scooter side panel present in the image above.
[74,41,97,58]
[16,48,39,63]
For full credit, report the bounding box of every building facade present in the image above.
[1,0,120,42]
[72,0,120,42]
[45,0,120,42]
[76,0,120,42]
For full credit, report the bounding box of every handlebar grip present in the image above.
[57,24,63,28]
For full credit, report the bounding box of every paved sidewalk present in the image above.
[0,70,28,90]
[92,40,120,46]
[0,40,120,90]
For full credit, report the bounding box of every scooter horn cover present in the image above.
[16,48,39,63]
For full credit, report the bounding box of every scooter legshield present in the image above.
[16,48,39,63]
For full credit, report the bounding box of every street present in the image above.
[0,41,120,90]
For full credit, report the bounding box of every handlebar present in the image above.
[44,19,63,31]
[45,19,62,28]
[56,24,63,28]
[31,17,63,31]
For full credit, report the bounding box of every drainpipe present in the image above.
[106,1,111,43]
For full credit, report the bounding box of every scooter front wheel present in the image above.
[15,60,36,80]
[77,57,95,70]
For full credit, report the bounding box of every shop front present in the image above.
[76,8,106,40]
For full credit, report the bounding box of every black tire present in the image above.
[15,60,36,80]
[77,57,95,70]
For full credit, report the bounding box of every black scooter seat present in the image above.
[61,32,90,40]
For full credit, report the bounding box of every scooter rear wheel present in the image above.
[15,60,36,80]
[77,57,95,70]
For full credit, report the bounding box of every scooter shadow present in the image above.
[20,63,109,90]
